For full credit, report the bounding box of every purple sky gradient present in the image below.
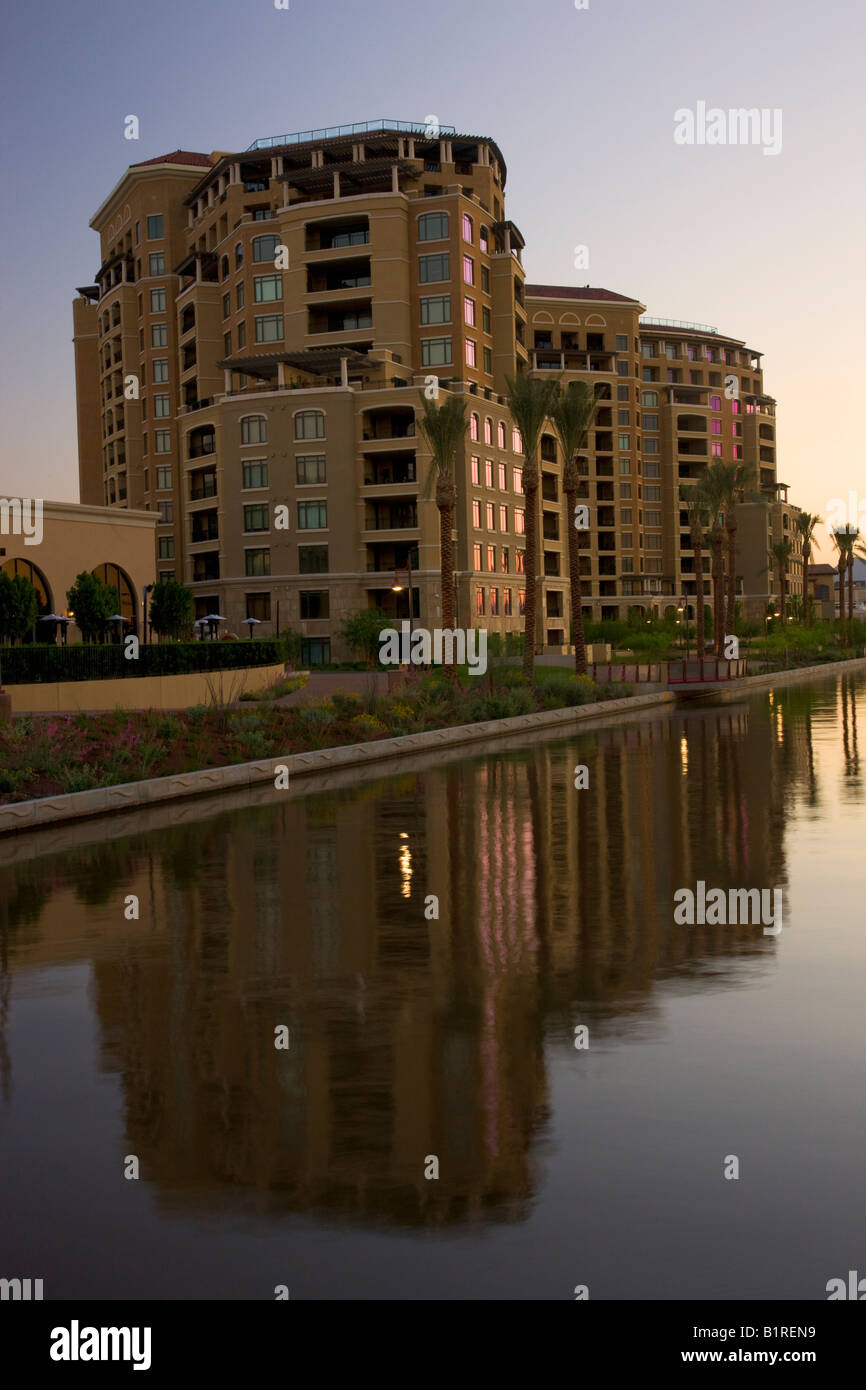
[1,0,863,557]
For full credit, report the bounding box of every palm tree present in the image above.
[551,380,598,674]
[417,390,468,678]
[847,527,860,631]
[505,373,562,678]
[832,526,857,645]
[679,484,708,679]
[725,462,761,639]
[769,538,794,623]
[794,511,822,626]
[697,463,736,656]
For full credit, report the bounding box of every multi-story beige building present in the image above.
[73,121,802,658]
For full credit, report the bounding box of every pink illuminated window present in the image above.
[462,213,473,243]
[473,543,482,570]
[711,442,723,457]
[464,296,475,327]
[512,426,522,453]
[470,413,479,440]
[490,587,499,615]
[513,467,523,493]
[472,499,481,527]
[485,502,495,529]
[711,419,722,434]
[499,504,507,530]
[710,395,722,410]
[515,508,525,535]
[734,444,743,459]
[471,455,480,485]
[732,399,740,414]
[476,587,485,616]
[484,458,493,487]
[498,421,506,448]
[498,462,506,489]
[465,339,476,366]
[487,544,495,571]
[484,417,493,444]
[463,255,474,285]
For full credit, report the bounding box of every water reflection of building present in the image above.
[2,678,858,1226]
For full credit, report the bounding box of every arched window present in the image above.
[92,563,137,629]
[294,410,324,441]
[470,412,479,441]
[241,414,268,444]
[484,417,493,445]
[418,211,449,242]
[497,421,506,449]
[1,557,52,615]
[235,242,244,269]
[220,255,229,281]
[252,234,280,263]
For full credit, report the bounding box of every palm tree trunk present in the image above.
[522,460,539,679]
[711,525,724,656]
[694,535,705,680]
[438,500,456,679]
[564,482,586,675]
[803,541,811,626]
[725,510,737,640]
[848,554,855,637]
[839,558,846,641]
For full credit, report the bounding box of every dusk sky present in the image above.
[2,0,863,557]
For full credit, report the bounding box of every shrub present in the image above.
[350,712,389,737]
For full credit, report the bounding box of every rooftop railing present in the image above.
[247,120,457,151]
[640,317,719,335]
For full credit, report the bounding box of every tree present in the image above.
[769,538,794,621]
[726,463,761,639]
[149,578,194,640]
[551,380,598,674]
[679,484,708,679]
[505,373,561,678]
[66,570,118,644]
[0,571,38,644]
[794,511,822,626]
[339,607,391,667]
[416,390,467,679]
[832,526,857,644]
[697,463,736,656]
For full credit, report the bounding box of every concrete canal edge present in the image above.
[1,656,862,837]
[0,689,672,835]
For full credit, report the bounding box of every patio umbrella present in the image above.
[243,617,262,639]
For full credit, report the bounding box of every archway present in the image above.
[92,562,137,634]
[1,557,52,615]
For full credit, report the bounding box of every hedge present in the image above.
[0,639,292,685]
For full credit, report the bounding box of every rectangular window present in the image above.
[151,323,167,348]
[157,501,173,524]
[222,292,231,318]
[485,502,495,529]
[504,587,512,615]
[620,482,632,499]
[622,557,634,573]
[242,460,268,489]
[464,296,476,326]
[641,391,658,407]
[153,359,168,384]
[473,543,482,570]
[481,265,490,293]
[154,429,170,453]
[465,339,476,366]
[645,509,662,527]
[300,591,329,620]
[150,289,166,312]
[497,464,506,492]
[644,460,660,477]
[156,465,172,490]
[296,454,326,484]
[299,545,329,573]
[476,588,486,616]
[616,334,628,351]
[237,321,246,348]
[146,214,163,239]
[254,274,282,302]
[243,504,269,532]
[617,361,629,376]
[643,439,659,454]
[242,416,268,444]
[298,501,327,529]
[711,441,723,457]
[224,330,232,355]
[252,235,280,263]
[646,534,662,551]
[512,427,522,454]
[643,413,659,430]
[245,548,270,576]
[154,394,169,417]
[463,254,474,285]
[618,433,630,450]
[487,544,496,572]
[157,536,175,559]
[472,499,481,528]
[421,337,452,366]
[514,508,525,535]
[710,395,722,410]
[618,410,630,426]
[483,347,492,374]
[501,547,509,572]
[619,457,631,475]
[518,587,526,615]
[236,283,245,310]
[418,253,450,283]
[293,412,322,440]
[484,458,494,487]
[644,485,661,501]
[148,253,165,275]
[499,504,508,531]
[255,314,283,342]
[513,467,523,493]
[617,385,629,402]
[420,294,450,324]
[135,221,141,245]
[471,455,480,485]
[483,306,492,334]
[621,508,633,524]
[621,532,633,549]
[490,587,499,616]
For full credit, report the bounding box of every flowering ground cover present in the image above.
[0,668,630,804]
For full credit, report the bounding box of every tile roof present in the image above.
[525,283,640,304]
[130,150,213,168]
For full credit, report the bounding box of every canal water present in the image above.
[1,671,863,1300]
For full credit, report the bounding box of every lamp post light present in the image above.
[243,617,261,640]
[142,584,152,646]
[392,557,414,641]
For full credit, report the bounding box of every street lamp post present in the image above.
[392,558,414,641]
